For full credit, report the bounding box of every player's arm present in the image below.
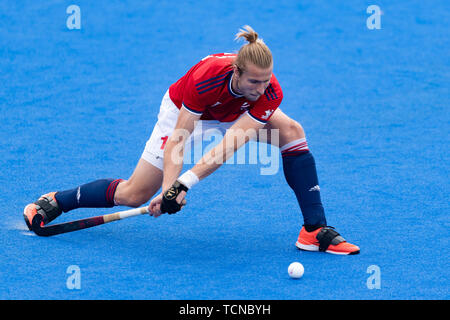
[161,106,200,192]
[148,106,199,217]
[190,112,265,180]
[150,71,207,217]
[150,113,264,216]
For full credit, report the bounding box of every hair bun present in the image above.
[235,25,259,44]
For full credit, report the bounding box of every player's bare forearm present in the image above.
[191,113,265,181]
[162,139,185,191]
[161,107,200,191]
[190,138,236,180]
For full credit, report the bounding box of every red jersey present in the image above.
[169,53,283,124]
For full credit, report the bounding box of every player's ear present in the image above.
[233,64,242,78]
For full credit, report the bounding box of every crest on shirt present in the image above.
[240,102,250,111]
[261,109,274,120]
[210,101,222,107]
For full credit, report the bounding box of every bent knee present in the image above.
[114,180,151,207]
[282,119,305,142]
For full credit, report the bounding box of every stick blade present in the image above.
[31,214,105,237]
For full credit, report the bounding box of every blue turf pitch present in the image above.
[0,0,449,300]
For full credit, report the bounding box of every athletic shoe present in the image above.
[295,226,360,255]
[23,192,62,231]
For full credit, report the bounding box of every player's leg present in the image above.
[263,109,360,254]
[54,159,162,211]
[24,91,173,229]
[23,159,163,230]
[258,108,306,147]
[23,178,125,230]
[114,159,163,207]
[263,108,326,228]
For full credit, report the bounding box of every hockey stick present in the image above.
[31,207,149,237]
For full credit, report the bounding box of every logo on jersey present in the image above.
[240,102,250,111]
[210,101,222,107]
[261,109,274,120]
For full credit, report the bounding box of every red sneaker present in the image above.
[296,226,360,255]
[23,192,62,231]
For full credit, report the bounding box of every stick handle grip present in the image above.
[103,206,149,223]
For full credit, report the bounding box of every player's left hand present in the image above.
[148,193,163,217]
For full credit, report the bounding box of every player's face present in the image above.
[234,63,272,101]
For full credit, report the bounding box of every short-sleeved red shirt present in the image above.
[168,53,283,124]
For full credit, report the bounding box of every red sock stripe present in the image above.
[282,141,308,152]
[281,142,309,157]
[106,179,123,205]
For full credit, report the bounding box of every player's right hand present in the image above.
[148,181,188,217]
[160,181,188,214]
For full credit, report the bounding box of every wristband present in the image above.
[178,170,199,189]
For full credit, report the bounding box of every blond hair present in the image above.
[234,25,273,73]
